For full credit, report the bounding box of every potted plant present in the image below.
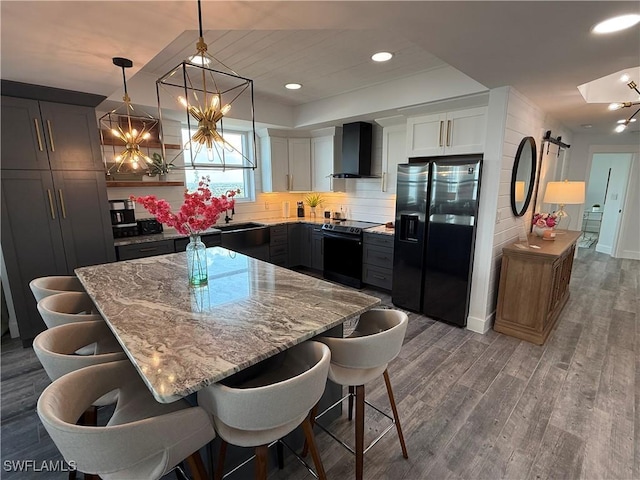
[147,153,174,180]
[304,192,324,218]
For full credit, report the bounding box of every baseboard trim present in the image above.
[467,313,493,334]
[595,244,612,255]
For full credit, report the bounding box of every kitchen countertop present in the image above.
[365,225,395,236]
[75,247,380,403]
[114,217,388,246]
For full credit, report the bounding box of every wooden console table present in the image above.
[494,230,581,345]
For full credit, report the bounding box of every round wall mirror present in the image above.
[510,136,537,217]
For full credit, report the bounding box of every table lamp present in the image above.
[543,179,585,229]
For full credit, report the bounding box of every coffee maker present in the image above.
[296,201,305,218]
[109,199,138,238]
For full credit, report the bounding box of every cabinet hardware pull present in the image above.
[47,189,55,219]
[289,174,293,190]
[285,174,290,191]
[34,119,44,151]
[446,120,452,147]
[439,121,444,147]
[139,247,158,252]
[58,189,67,219]
[373,274,386,280]
[46,120,56,152]
[381,172,386,192]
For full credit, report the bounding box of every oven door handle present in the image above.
[322,231,362,243]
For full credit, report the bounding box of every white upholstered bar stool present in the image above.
[33,320,126,427]
[37,359,216,480]
[30,276,85,303]
[197,341,331,480]
[37,292,102,328]
[315,309,409,480]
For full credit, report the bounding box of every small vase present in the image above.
[533,225,553,237]
[310,206,316,218]
[186,234,208,286]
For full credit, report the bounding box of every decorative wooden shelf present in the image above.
[106,181,185,188]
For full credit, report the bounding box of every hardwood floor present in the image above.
[1,247,637,479]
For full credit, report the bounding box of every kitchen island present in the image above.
[75,246,380,403]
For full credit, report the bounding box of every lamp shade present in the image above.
[543,180,585,205]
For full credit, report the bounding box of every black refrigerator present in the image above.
[392,155,482,327]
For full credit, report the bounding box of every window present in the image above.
[181,128,255,201]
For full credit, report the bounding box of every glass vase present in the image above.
[186,234,208,286]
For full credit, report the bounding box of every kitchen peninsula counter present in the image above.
[76,247,380,403]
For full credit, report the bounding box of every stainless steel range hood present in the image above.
[332,121,372,178]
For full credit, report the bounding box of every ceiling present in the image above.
[2,1,639,135]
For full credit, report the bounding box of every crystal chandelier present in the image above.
[156,0,257,170]
[100,57,159,174]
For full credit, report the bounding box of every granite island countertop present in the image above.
[76,247,380,403]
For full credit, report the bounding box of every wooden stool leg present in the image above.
[255,445,269,480]
[348,385,355,421]
[80,406,97,426]
[215,440,228,480]
[185,451,208,480]
[383,369,408,459]
[277,441,284,469]
[301,414,327,480]
[355,385,365,480]
[301,403,319,458]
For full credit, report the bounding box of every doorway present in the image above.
[581,153,632,254]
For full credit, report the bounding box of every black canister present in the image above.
[297,201,305,218]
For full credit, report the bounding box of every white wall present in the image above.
[467,86,572,334]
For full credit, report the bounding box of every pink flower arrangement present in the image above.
[131,177,239,236]
[532,212,558,229]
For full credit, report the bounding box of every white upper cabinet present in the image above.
[311,136,334,192]
[406,106,487,157]
[260,132,311,192]
[287,138,312,191]
[381,123,407,194]
[311,127,343,192]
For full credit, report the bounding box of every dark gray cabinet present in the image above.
[287,223,303,266]
[1,96,103,171]
[362,233,394,290]
[287,223,323,271]
[269,225,289,267]
[1,170,115,342]
[1,93,114,344]
[311,225,324,270]
[117,240,175,261]
[174,233,222,252]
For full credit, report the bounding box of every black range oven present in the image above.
[322,221,380,289]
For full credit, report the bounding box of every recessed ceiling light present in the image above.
[188,55,210,66]
[371,52,393,62]
[581,124,593,129]
[620,73,631,82]
[592,14,640,34]
[285,83,302,90]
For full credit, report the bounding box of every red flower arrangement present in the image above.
[131,177,239,236]
[532,212,558,229]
